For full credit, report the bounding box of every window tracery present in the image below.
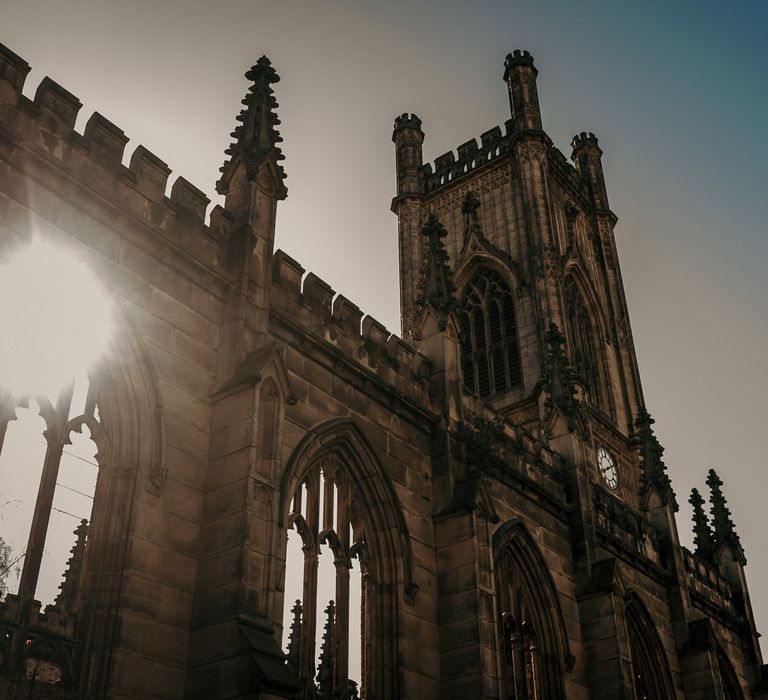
[494,523,568,699]
[458,267,522,398]
[625,596,674,700]
[286,457,366,699]
[563,276,603,407]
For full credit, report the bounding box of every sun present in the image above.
[0,239,113,400]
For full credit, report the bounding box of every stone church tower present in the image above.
[0,41,765,698]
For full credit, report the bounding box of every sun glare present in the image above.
[0,240,113,399]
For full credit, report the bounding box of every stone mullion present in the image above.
[300,474,321,695]
[16,384,73,605]
[334,561,350,698]
[360,573,367,697]
[334,478,351,697]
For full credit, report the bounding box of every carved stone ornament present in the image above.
[145,464,168,495]
[424,167,511,219]
[515,140,546,165]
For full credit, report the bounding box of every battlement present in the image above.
[0,593,76,637]
[271,249,431,403]
[0,42,234,273]
[548,144,590,196]
[393,113,423,133]
[571,131,600,150]
[504,49,536,73]
[420,121,513,192]
[0,43,30,99]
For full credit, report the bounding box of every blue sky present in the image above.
[2,0,766,653]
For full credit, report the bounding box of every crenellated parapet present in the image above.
[0,593,77,638]
[0,42,236,277]
[420,122,514,193]
[270,249,432,405]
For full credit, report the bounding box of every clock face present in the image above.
[598,446,619,490]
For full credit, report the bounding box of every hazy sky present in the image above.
[2,0,766,653]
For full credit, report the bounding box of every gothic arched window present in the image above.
[563,276,603,406]
[494,522,569,699]
[625,596,674,700]
[458,267,522,398]
[281,421,413,700]
[285,458,363,699]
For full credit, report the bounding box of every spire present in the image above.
[416,214,456,329]
[217,56,287,196]
[689,488,715,561]
[55,518,88,611]
[316,600,335,698]
[631,407,678,511]
[286,599,302,675]
[706,468,745,563]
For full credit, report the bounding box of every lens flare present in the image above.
[0,240,113,399]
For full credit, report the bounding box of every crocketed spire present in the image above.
[631,407,678,511]
[286,599,302,675]
[416,214,456,329]
[316,600,335,697]
[689,487,715,561]
[217,56,287,196]
[55,518,88,611]
[706,468,745,563]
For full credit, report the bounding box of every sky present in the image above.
[1,0,766,661]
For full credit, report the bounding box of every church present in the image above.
[0,40,765,698]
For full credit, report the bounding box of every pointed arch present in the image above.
[74,294,166,696]
[623,592,675,700]
[561,269,609,410]
[279,418,416,699]
[493,519,572,699]
[716,645,744,700]
[455,262,523,398]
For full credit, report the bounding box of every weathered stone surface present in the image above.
[0,42,763,700]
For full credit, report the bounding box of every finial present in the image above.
[286,599,302,675]
[631,407,678,511]
[706,468,745,563]
[416,214,456,329]
[217,55,287,196]
[689,488,715,561]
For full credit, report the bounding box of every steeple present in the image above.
[688,488,715,561]
[217,56,287,198]
[631,407,677,511]
[706,469,745,564]
[416,214,456,329]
